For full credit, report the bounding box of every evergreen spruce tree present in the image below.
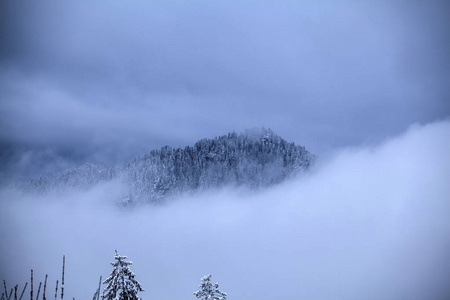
[103,250,144,300]
[193,274,227,300]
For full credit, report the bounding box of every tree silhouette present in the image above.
[103,251,143,300]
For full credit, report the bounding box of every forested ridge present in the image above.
[19,128,314,204]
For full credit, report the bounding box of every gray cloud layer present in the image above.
[1,120,449,300]
[1,1,449,177]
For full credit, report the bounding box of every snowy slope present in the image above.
[17,128,314,204]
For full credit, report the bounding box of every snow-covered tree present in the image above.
[103,250,144,300]
[193,274,227,300]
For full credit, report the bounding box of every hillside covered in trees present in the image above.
[18,128,314,204]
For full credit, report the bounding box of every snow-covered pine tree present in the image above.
[103,251,144,300]
[193,274,227,300]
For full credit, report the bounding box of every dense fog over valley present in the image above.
[1,120,449,300]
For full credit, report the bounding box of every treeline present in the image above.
[18,128,314,204]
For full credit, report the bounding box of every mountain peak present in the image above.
[18,129,315,205]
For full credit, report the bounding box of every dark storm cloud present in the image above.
[1,0,449,178]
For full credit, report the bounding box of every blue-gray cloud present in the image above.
[1,0,449,178]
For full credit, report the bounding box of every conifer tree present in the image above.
[103,251,144,300]
[193,274,226,300]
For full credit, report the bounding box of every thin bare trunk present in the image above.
[60,256,65,300]
[7,288,12,300]
[14,285,17,300]
[30,270,33,300]
[19,283,27,300]
[54,281,58,300]
[35,283,41,300]
[43,275,47,300]
[3,280,8,299]
[96,277,102,300]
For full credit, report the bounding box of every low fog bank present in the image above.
[1,120,449,300]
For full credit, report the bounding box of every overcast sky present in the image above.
[1,0,449,179]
